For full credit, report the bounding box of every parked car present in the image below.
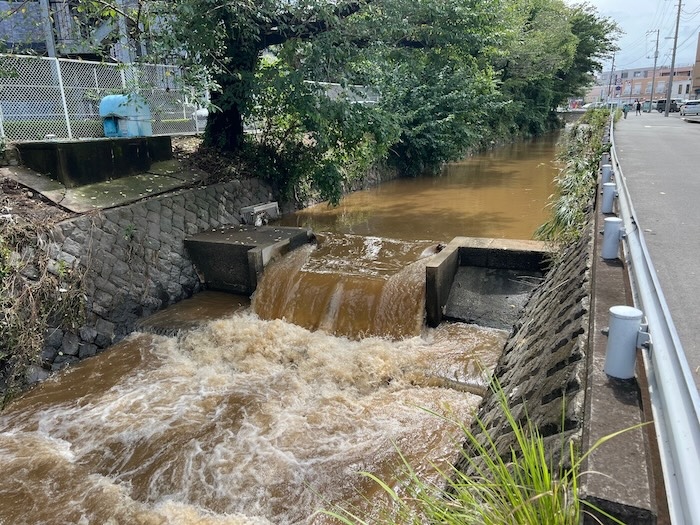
[656,99,680,112]
[680,100,700,116]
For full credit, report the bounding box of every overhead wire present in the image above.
[609,0,675,69]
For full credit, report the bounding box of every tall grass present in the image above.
[536,108,610,246]
[320,381,630,525]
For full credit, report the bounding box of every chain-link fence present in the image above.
[0,54,206,142]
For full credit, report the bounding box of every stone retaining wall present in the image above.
[456,210,593,469]
[37,177,273,375]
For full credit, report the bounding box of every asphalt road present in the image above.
[613,110,700,389]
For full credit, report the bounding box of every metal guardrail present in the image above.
[609,120,700,524]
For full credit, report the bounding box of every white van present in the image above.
[680,100,700,117]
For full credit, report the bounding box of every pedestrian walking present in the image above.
[635,100,641,115]
[623,104,629,119]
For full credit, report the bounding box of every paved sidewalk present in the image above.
[613,110,700,389]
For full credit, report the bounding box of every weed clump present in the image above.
[0,183,84,406]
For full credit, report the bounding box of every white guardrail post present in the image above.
[53,57,73,140]
[609,120,700,524]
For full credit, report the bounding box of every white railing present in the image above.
[609,120,700,524]
[0,54,205,141]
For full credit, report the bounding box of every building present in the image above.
[0,0,139,61]
[588,64,695,106]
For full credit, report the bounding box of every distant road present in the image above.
[613,110,700,390]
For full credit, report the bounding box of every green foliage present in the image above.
[66,0,618,203]
[245,61,399,204]
[536,108,610,245]
[494,0,618,137]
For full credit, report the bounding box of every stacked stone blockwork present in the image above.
[39,178,273,374]
[456,209,593,471]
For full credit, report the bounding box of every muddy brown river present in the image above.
[0,134,560,524]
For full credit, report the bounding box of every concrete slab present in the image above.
[1,159,206,213]
[184,224,313,295]
[444,266,542,330]
[15,136,173,188]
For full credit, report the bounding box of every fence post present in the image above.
[604,305,644,379]
[54,58,73,139]
[602,182,617,214]
[602,217,623,260]
[0,103,5,142]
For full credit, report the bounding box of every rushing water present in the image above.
[0,134,560,524]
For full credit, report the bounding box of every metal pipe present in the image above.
[602,217,623,260]
[605,306,643,379]
[602,164,613,184]
[602,182,616,213]
[54,59,73,139]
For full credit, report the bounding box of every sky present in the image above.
[582,0,700,72]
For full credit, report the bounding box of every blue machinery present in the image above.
[98,94,153,138]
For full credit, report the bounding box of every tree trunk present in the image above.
[203,90,245,152]
[203,35,259,153]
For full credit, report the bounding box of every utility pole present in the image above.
[606,53,616,105]
[648,30,659,112]
[38,0,56,57]
[665,0,682,117]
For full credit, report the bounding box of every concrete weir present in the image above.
[184,225,313,295]
[425,237,552,330]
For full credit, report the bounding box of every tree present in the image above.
[493,0,619,135]
[68,0,618,202]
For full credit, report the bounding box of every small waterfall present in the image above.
[252,234,436,339]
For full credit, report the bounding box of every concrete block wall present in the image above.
[455,199,657,523]
[40,178,273,372]
[455,217,593,470]
[0,2,43,46]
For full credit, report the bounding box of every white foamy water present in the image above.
[0,314,505,524]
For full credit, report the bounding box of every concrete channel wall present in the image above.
[34,163,398,377]
[455,200,658,522]
[24,140,657,521]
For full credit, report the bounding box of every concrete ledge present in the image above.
[425,237,462,327]
[425,237,552,327]
[579,165,659,524]
[16,136,172,188]
[184,225,313,295]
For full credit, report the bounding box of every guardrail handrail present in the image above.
[609,119,700,524]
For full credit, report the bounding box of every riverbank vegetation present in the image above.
[536,108,611,245]
[0,181,84,406]
[73,0,618,205]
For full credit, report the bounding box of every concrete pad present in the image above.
[444,266,542,330]
[184,225,313,295]
[2,160,205,213]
